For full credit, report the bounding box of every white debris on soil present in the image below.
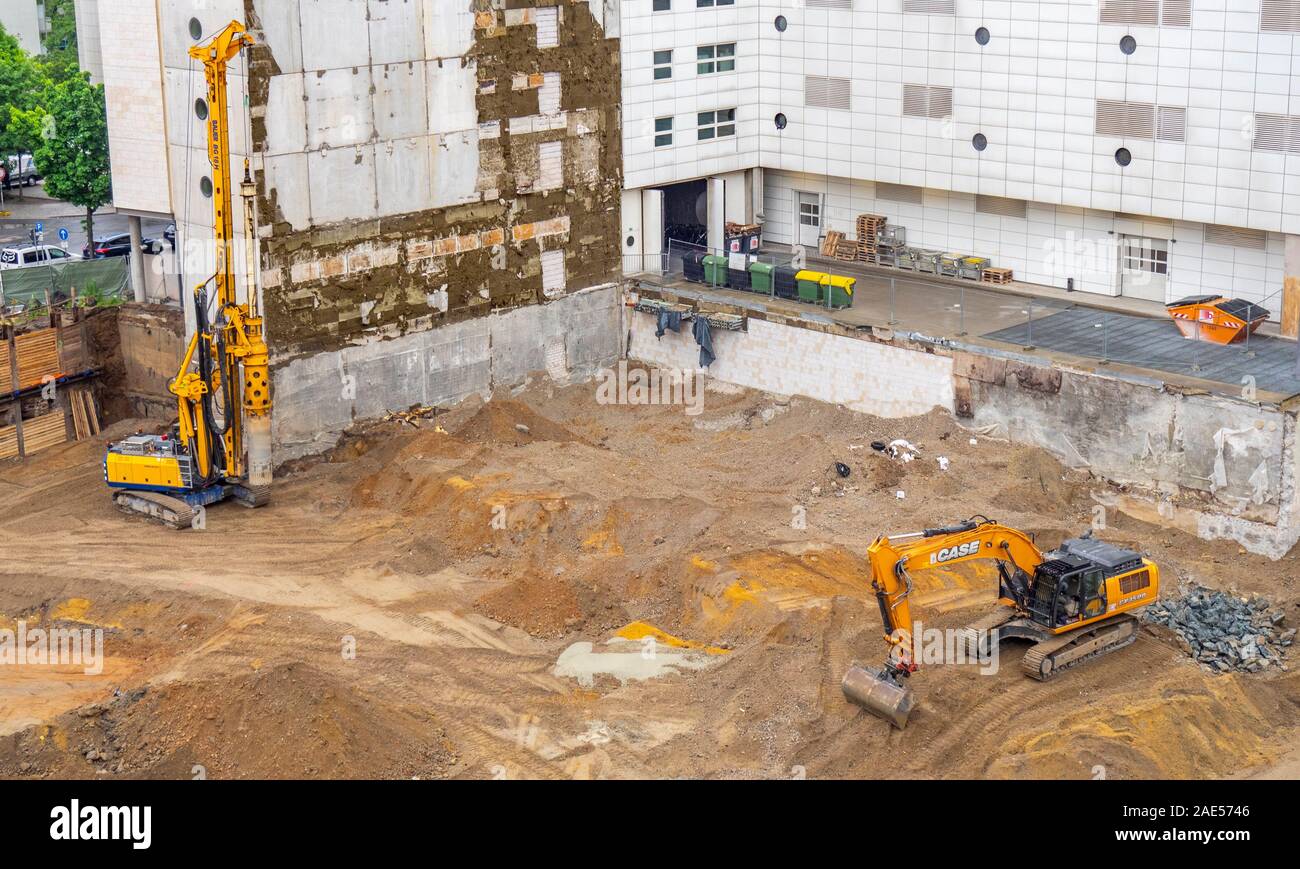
[552,640,718,688]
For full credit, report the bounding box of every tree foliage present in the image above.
[0,24,51,157]
[34,74,112,214]
[40,0,80,83]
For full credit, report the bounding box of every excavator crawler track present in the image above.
[1021,615,1138,681]
[113,491,195,531]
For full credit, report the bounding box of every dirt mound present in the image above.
[994,450,1086,514]
[454,399,583,446]
[0,663,457,780]
[476,565,592,638]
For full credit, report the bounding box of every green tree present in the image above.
[39,0,81,84]
[33,74,111,245]
[0,24,51,197]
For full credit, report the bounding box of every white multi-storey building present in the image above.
[0,0,46,55]
[620,0,1300,331]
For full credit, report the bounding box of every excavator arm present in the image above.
[867,518,1045,670]
[843,517,1045,728]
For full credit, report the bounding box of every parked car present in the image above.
[164,224,176,250]
[0,244,77,270]
[82,233,160,259]
[2,154,41,190]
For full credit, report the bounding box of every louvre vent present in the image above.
[875,182,925,204]
[1096,99,1155,138]
[903,84,953,119]
[805,0,853,8]
[1204,224,1268,250]
[805,76,853,110]
[1099,0,1160,25]
[1261,0,1300,31]
[902,0,955,12]
[975,195,1028,219]
[1253,113,1300,152]
[1162,0,1192,26]
[1157,105,1186,141]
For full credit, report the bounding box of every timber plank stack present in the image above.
[0,410,68,460]
[20,410,69,454]
[69,387,100,440]
[855,214,886,264]
[0,327,62,393]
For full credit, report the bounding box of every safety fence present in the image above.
[0,257,130,312]
[652,239,1300,401]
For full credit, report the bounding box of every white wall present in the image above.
[630,309,955,418]
[622,0,1300,280]
[622,0,762,189]
[101,0,172,217]
[0,0,43,55]
[73,0,102,82]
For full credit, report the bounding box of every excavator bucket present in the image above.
[842,665,915,729]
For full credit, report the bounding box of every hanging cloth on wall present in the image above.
[693,317,716,368]
[656,309,682,338]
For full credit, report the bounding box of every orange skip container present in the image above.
[1165,295,1270,345]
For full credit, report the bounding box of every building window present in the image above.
[655,117,674,147]
[697,0,735,6]
[799,199,821,228]
[698,43,736,75]
[1123,244,1167,276]
[697,109,736,140]
[653,0,670,11]
[654,50,673,80]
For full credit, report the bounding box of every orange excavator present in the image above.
[843,517,1159,728]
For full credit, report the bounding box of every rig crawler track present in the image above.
[1021,615,1139,681]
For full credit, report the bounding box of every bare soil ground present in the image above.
[1,373,1297,779]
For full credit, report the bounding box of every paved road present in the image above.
[0,183,171,257]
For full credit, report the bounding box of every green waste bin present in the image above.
[749,262,775,293]
[702,255,729,286]
[825,275,856,309]
[796,270,827,303]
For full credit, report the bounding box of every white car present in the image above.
[0,244,78,270]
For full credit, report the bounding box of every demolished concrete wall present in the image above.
[627,288,1300,560]
[117,304,187,421]
[242,0,622,362]
[274,283,622,460]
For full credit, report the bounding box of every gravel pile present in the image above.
[1145,585,1294,674]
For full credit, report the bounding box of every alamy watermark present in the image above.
[0,621,104,676]
[888,621,1000,676]
[595,361,706,416]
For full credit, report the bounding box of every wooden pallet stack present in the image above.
[820,230,844,258]
[981,267,1014,285]
[855,214,887,264]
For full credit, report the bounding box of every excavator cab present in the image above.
[1022,537,1149,631]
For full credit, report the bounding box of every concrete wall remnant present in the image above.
[629,287,1300,561]
[241,0,623,364]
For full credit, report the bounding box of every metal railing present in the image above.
[646,238,1300,400]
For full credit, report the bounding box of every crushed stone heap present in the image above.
[1145,585,1294,674]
